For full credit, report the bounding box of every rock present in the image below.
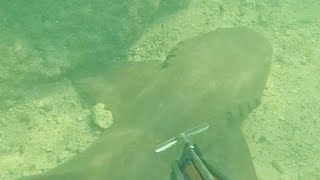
[271,160,284,174]
[91,103,113,129]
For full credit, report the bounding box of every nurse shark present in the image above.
[20,27,272,180]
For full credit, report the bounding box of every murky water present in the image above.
[0,0,319,179]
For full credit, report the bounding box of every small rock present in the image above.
[18,145,25,154]
[55,156,64,164]
[258,135,267,143]
[18,113,31,123]
[1,118,7,127]
[43,145,54,152]
[91,103,113,129]
[76,116,83,122]
[278,116,285,121]
[95,129,103,135]
[42,104,53,112]
[300,60,308,66]
[272,160,284,174]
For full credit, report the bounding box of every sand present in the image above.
[0,0,319,179]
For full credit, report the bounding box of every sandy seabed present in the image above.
[0,0,319,179]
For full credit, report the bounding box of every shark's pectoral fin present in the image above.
[225,97,261,125]
[70,60,162,111]
[198,125,257,180]
[18,125,170,180]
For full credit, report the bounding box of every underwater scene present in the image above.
[0,0,319,179]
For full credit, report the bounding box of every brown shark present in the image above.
[20,27,272,180]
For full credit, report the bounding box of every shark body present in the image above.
[20,27,272,180]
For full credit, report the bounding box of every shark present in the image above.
[19,27,272,180]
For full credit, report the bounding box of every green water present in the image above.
[0,0,319,179]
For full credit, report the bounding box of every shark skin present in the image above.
[20,27,272,180]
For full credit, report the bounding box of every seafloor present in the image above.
[0,0,319,179]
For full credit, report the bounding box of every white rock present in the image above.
[91,103,113,129]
